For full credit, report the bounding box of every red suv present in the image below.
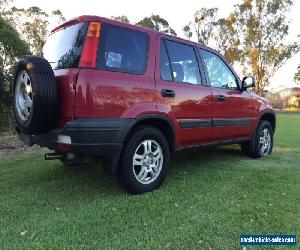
[13,16,275,193]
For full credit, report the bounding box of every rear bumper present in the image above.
[18,118,135,174]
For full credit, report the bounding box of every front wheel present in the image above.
[119,126,170,194]
[241,120,274,158]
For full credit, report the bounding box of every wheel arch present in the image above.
[258,110,276,132]
[124,114,176,153]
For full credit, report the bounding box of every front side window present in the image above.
[97,25,148,74]
[164,40,201,85]
[200,49,238,90]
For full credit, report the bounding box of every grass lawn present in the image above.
[0,114,299,249]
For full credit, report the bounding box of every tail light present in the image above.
[79,22,101,68]
[57,135,72,151]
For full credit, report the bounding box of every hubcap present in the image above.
[259,128,271,156]
[132,139,163,185]
[15,70,33,121]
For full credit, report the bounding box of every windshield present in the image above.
[43,22,87,69]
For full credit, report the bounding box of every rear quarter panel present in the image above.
[54,68,80,126]
[74,31,157,119]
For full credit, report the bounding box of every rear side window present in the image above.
[43,22,87,69]
[164,40,201,85]
[97,25,148,74]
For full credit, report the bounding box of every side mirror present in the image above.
[241,76,255,90]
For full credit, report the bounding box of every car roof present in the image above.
[50,15,238,80]
[51,15,212,50]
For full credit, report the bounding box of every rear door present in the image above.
[198,48,256,140]
[155,36,213,147]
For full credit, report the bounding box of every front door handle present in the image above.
[217,95,225,102]
[161,89,175,97]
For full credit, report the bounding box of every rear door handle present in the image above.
[217,95,225,102]
[161,89,175,97]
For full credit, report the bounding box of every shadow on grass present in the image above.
[58,147,243,186]
[170,145,246,170]
[6,145,249,201]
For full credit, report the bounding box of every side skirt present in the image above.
[175,138,250,151]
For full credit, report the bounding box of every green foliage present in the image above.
[0,111,12,132]
[216,0,300,93]
[294,65,300,84]
[0,114,299,248]
[52,9,66,25]
[183,24,192,40]
[111,15,130,23]
[0,0,11,12]
[3,7,49,55]
[137,14,177,36]
[183,8,218,45]
[0,5,65,111]
[2,6,65,55]
[0,16,30,112]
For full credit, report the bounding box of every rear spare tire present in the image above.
[13,56,57,134]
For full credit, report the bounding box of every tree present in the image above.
[3,7,48,55]
[111,15,130,23]
[0,16,30,111]
[294,65,300,84]
[183,24,192,40]
[183,8,218,45]
[0,0,11,12]
[136,14,176,36]
[216,0,300,94]
[2,6,65,55]
[51,10,66,25]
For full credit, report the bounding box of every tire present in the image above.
[119,126,170,194]
[12,56,57,134]
[241,120,273,158]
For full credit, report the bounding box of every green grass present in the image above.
[0,114,299,249]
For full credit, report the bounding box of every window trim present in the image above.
[198,47,242,90]
[74,22,89,68]
[160,38,203,86]
[160,40,173,81]
[96,23,150,75]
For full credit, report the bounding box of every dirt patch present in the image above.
[0,133,40,158]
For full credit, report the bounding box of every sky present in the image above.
[12,0,300,91]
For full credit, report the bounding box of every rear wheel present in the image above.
[241,120,273,158]
[119,126,170,194]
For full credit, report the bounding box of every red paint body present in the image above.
[52,16,273,149]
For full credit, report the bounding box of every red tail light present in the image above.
[57,135,72,151]
[79,22,101,68]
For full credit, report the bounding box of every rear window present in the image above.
[97,24,149,74]
[43,22,87,69]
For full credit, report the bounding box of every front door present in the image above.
[199,48,256,141]
[155,37,213,147]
